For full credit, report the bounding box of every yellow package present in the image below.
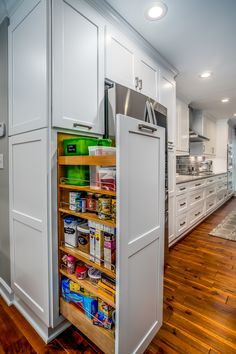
[69,280,96,298]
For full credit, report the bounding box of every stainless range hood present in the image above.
[189,130,210,142]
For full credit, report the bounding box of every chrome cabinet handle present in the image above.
[180,187,186,191]
[195,183,201,186]
[209,190,214,194]
[135,76,139,89]
[138,79,143,91]
[195,211,201,216]
[209,203,213,207]
[73,123,92,130]
[180,221,186,226]
[180,202,186,206]
[138,124,157,133]
[195,196,201,200]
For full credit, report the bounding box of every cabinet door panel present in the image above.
[116,114,165,354]
[9,129,49,325]
[52,0,104,134]
[160,76,176,144]
[136,57,159,100]
[9,0,48,135]
[106,28,135,89]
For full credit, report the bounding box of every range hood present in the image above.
[189,130,210,142]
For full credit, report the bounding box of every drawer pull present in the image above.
[73,123,92,130]
[195,196,201,200]
[209,180,213,182]
[209,203,213,207]
[195,183,201,186]
[180,221,186,226]
[195,211,201,217]
[209,190,214,194]
[138,124,157,133]
[180,187,186,191]
[180,202,186,206]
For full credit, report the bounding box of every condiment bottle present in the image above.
[67,255,76,274]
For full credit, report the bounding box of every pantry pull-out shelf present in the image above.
[60,268,115,308]
[59,183,116,197]
[60,298,115,354]
[58,155,116,166]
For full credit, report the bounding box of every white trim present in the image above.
[0,277,14,306]
[0,277,13,294]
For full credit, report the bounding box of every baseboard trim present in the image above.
[0,277,14,306]
[13,297,70,343]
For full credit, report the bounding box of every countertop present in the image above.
[176,172,227,184]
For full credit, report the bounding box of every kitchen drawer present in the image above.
[176,212,188,236]
[189,189,204,208]
[206,176,216,185]
[206,195,216,213]
[176,183,188,196]
[205,185,216,198]
[217,174,227,181]
[216,190,224,204]
[189,201,205,226]
[176,194,188,214]
[216,182,224,192]
[189,178,206,191]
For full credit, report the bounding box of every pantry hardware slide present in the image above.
[73,123,92,129]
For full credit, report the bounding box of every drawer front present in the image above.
[176,183,188,195]
[176,213,188,236]
[189,202,205,226]
[206,176,216,185]
[217,174,227,182]
[206,195,216,213]
[176,194,188,214]
[216,182,224,192]
[217,190,224,204]
[189,189,204,208]
[189,179,206,191]
[205,185,216,198]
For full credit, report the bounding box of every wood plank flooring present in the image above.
[146,196,236,354]
[1,197,236,353]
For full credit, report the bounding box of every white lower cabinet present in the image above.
[172,174,230,245]
[168,195,176,244]
[9,129,50,326]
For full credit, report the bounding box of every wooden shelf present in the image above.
[59,184,116,197]
[58,155,116,166]
[60,245,116,280]
[60,268,115,308]
[59,207,116,228]
[60,297,115,354]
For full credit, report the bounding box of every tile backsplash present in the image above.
[176,155,207,175]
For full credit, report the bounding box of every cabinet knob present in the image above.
[138,79,143,91]
[135,77,139,89]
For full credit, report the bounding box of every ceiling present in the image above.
[1,0,235,120]
[105,0,236,120]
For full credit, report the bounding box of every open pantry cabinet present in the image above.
[57,114,165,354]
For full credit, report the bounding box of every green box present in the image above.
[65,165,90,186]
[63,137,98,156]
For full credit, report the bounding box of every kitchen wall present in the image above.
[176,155,210,175]
[0,18,11,291]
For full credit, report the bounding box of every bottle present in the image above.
[67,255,76,274]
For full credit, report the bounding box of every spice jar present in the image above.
[67,255,76,274]
[75,264,88,280]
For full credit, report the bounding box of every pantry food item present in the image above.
[67,255,76,274]
[63,137,98,156]
[111,199,116,221]
[93,299,113,329]
[98,280,116,303]
[75,265,88,280]
[104,231,116,270]
[77,223,90,253]
[98,197,111,220]
[64,216,77,247]
[95,228,104,265]
[86,193,96,212]
[99,168,116,191]
[88,146,116,156]
[88,267,101,285]
[69,192,85,211]
[101,273,116,291]
[89,221,96,262]
[69,280,96,298]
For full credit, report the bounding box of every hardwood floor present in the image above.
[1,197,236,353]
[146,196,236,354]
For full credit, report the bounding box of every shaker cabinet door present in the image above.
[8,0,48,135]
[135,56,159,101]
[116,114,165,354]
[52,0,104,134]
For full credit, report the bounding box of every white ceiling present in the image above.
[106,0,236,119]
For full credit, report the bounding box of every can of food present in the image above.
[86,193,96,212]
[98,197,111,220]
[69,192,84,211]
[111,199,116,221]
[76,198,86,213]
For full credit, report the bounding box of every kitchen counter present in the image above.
[176,172,227,184]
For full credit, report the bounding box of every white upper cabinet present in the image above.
[52,0,104,134]
[159,73,176,144]
[106,27,159,100]
[176,99,189,154]
[8,0,48,136]
[203,116,216,155]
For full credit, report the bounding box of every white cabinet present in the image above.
[9,129,50,325]
[190,112,216,156]
[160,74,176,144]
[176,99,189,154]
[168,148,176,195]
[106,27,159,100]
[116,114,165,354]
[8,0,48,135]
[168,195,176,244]
[52,0,104,134]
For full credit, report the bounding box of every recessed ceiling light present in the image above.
[145,2,168,21]
[234,113,236,116]
[200,72,212,78]
[221,98,229,103]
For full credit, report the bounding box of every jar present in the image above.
[88,267,101,285]
[77,223,90,254]
[98,197,111,220]
[76,198,86,213]
[86,193,96,212]
[75,265,88,280]
[67,255,76,274]
[94,194,102,212]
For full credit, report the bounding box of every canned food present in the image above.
[111,199,116,221]
[98,197,111,220]
[76,198,86,213]
[86,193,96,212]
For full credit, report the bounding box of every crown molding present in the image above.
[86,0,178,76]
